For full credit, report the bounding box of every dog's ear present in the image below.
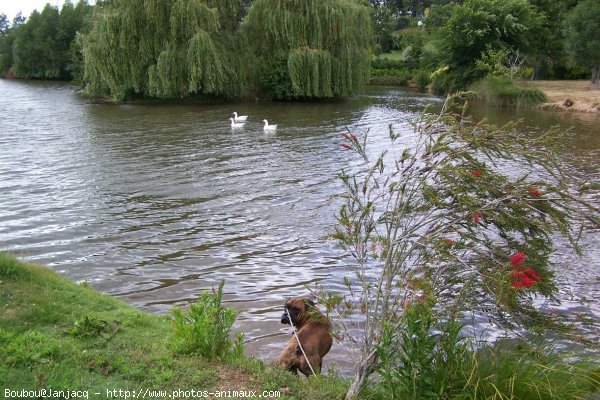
[284,297,291,306]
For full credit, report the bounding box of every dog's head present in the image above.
[280,297,315,328]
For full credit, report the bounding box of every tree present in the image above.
[433,0,541,92]
[81,0,246,100]
[243,0,372,100]
[0,13,8,36]
[4,2,92,79]
[324,96,599,399]
[565,0,600,84]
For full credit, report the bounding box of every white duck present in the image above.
[233,112,248,122]
[229,118,245,129]
[262,119,277,131]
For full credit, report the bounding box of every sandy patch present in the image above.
[522,80,600,113]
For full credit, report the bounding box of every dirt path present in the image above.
[522,80,600,113]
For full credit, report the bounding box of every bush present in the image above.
[171,280,243,360]
[472,75,548,108]
[371,58,407,70]
[412,70,431,90]
[326,96,599,399]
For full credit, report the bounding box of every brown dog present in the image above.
[276,297,333,376]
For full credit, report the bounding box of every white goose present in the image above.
[229,118,245,129]
[262,119,277,131]
[233,112,248,122]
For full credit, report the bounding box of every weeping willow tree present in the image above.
[243,0,372,100]
[81,0,246,100]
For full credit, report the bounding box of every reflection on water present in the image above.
[1,80,598,374]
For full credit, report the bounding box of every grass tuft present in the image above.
[472,75,548,108]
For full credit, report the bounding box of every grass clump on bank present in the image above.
[364,299,600,400]
[0,252,347,399]
[472,75,548,108]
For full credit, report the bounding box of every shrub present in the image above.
[171,280,243,360]
[412,70,431,90]
[472,75,548,108]
[371,58,407,70]
[369,68,412,86]
[324,96,598,399]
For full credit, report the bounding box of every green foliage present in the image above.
[3,1,93,79]
[465,343,600,400]
[255,50,295,100]
[412,69,431,90]
[1,252,347,397]
[68,315,114,338]
[565,0,600,83]
[171,280,242,360]
[431,0,541,92]
[243,0,372,100]
[0,252,23,278]
[82,0,246,100]
[371,57,407,70]
[329,97,599,399]
[472,75,548,108]
[0,329,61,369]
[369,302,600,400]
[372,297,470,400]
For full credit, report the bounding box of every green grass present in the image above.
[0,252,347,399]
[472,75,548,108]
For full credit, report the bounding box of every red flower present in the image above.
[521,276,537,288]
[523,268,540,281]
[509,252,527,268]
[470,170,482,177]
[351,134,358,142]
[442,238,454,247]
[511,276,524,288]
[473,212,483,224]
[342,143,352,150]
[511,268,540,289]
[529,187,542,198]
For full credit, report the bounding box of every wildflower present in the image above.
[351,134,358,142]
[511,268,540,289]
[509,252,527,268]
[473,212,483,224]
[342,143,352,150]
[470,170,482,177]
[340,132,350,140]
[523,268,540,281]
[529,187,542,198]
[442,238,454,247]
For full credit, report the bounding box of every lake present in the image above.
[1,79,598,373]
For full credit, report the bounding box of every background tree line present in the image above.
[369,0,600,92]
[1,0,598,99]
[0,1,93,80]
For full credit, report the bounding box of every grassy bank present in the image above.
[0,253,346,399]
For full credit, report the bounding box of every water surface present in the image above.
[1,80,598,372]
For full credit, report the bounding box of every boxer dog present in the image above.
[276,297,333,376]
